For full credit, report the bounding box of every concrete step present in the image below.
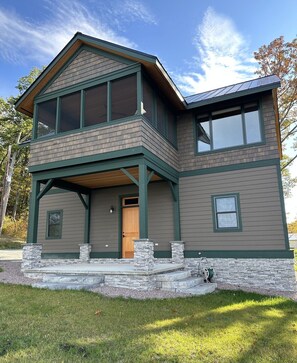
[155,270,191,282]
[161,276,204,290]
[42,273,104,285]
[32,281,102,291]
[180,283,217,296]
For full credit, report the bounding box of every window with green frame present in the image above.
[46,210,63,239]
[212,194,242,232]
[196,102,262,153]
[36,74,137,139]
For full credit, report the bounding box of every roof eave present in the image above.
[186,81,281,110]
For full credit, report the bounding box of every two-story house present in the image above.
[16,32,296,292]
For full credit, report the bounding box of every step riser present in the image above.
[156,270,191,282]
[179,284,217,295]
[33,282,102,291]
[42,274,104,284]
[161,277,204,290]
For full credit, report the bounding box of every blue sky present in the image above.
[0,0,296,220]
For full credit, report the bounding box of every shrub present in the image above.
[2,216,27,240]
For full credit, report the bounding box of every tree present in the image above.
[0,67,43,235]
[288,219,297,234]
[254,36,297,196]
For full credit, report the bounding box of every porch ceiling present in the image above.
[61,167,161,189]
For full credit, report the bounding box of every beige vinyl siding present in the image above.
[29,119,179,170]
[38,182,174,254]
[90,182,174,252]
[180,165,286,250]
[38,193,84,253]
[44,49,128,94]
[177,94,280,172]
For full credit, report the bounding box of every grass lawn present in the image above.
[0,285,296,362]
[0,236,25,250]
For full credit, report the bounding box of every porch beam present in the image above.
[37,179,54,200]
[27,178,40,244]
[139,162,148,238]
[52,179,90,195]
[147,170,155,185]
[120,168,139,186]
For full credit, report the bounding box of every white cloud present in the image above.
[177,7,256,95]
[0,0,155,65]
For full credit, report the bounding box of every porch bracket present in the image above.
[76,192,89,210]
[120,168,139,186]
[52,179,90,195]
[37,179,54,200]
[147,170,155,185]
[168,181,177,202]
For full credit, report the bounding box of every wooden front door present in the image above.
[122,197,139,258]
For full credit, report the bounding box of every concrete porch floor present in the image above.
[28,263,184,276]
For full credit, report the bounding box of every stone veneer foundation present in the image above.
[22,242,296,292]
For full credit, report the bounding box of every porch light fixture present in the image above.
[109,206,115,214]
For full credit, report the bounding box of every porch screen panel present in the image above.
[111,74,137,120]
[84,84,107,126]
[167,110,176,144]
[143,78,154,124]
[37,99,57,138]
[59,91,81,132]
[156,97,166,137]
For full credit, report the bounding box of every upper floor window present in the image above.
[196,102,262,153]
[36,74,137,139]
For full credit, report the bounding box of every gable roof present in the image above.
[15,32,185,116]
[185,75,281,109]
[15,32,280,117]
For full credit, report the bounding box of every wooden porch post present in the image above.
[168,181,181,241]
[139,162,148,238]
[27,177,40,244]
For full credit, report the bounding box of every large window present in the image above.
[197,102,262,153]
[37,99,57,138]
[59,92,81,132]
[46,210,63,239]
[84,84,107,126]
[111,74,137,120]
[212,194,241,232]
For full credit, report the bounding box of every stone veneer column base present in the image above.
[134,239,154,271]
[22,244,43,271]
[79,244,92,262]
[170,241,184,264]
[184,258,297,292]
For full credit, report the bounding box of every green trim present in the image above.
[139,162,148,238]
[36,64,140,103]
[107,81,111,122]
[45,209,63,240]
[55,97,60,135]
[41,253,79,259]
[180,158,280,178]
[52,179,90,195]
[29,145,179,182]
[136,70,143,115]
[194,100,265,155]
[90,252,120,258]
[154,251,171,258]
[120,168,139,186]
[45,188,70,195]
[76,192,88,209]
[184,250,294,259]
[118,193,139,258]
[211,193,242,232]
[32,103,38,139]
[37,179,54,200]
[80,90,85,128]
[276,163,290,250]
[84,193,91,244]
[32,114,142,144]
[27,178,40,244]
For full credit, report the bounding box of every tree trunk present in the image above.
[12,191,20,220]
[0,146,18,235]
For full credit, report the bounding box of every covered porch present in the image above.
[24,153,183,268]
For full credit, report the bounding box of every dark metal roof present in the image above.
[185,75,280,109]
